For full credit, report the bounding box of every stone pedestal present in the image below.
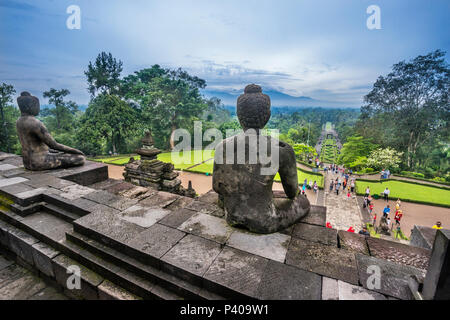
[423,229,450,300]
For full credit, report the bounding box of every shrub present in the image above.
[401,171,425,178]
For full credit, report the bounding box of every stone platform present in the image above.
[0,153,435,300]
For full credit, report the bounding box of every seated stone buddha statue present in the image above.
[213,84,310,234]
[16,92,85,171]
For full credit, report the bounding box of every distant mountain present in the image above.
[201,89,353,108]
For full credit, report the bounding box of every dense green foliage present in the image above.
[0,83,20,154]
[354,50,449,177]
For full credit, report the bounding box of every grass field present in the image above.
[275,170,324,188]
[355,180,450,207]
[325,122,333,131]
[91,150,215,169]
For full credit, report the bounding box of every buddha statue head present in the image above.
[17,92,40,116]
[236,84,271,130]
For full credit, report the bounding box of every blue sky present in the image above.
[0,0,449,107]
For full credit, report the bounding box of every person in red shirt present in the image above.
[394,210,403,227]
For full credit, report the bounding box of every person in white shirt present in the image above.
[365,187,370,197]
[383,187,390,202]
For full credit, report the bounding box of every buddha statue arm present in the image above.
[34,122,85,155]
[278,143,299,199]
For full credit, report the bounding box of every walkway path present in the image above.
[323,170,363,233]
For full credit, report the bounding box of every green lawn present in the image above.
[355,180,450,207]
[90,150,215,169]
[325,122,333,131]
[275,169,324,188]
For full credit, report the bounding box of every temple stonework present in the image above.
[123,132,196,198]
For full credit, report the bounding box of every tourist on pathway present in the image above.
[365,186,370,197]
[359,226,370,236]
[394,210,403,227]
[330,180,334,192]
[313,181,318,194]
[372,212,377,227]
[335,182,340,195]
[347,186,351,200]
[350,179,355,193]
[302,184,306,195]
[396,199,401,211]
[387,217,391,230]
[383,205,391,218]
[383,187,390,202]
[432,221,443,230]
[363,195,369,208]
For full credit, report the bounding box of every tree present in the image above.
[362,50,450,168]
[338,135,378,169]
[85,52,123,97]
[366,147,403,170]
[293,143,317,162]
[122,67,207,149]
[77,94,138,155]
[0,83,17,153]
[42,88,78,130]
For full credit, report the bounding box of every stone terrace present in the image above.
[0,152,434,300]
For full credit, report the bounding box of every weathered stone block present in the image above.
[31,242,60,277]
[197,190,219,204]
[127,223,186,259]
[0,177,29,188]
[338,230,370,255]
[423,229,450,300]
[179,212,234,244]
[356,254,426,300]
[410,226,437,250]
[292,223,337,246]
[338,280,386,300]
[7,227,39,265]
[0,272,47,300]
[203,246,269,299]
[73,210,145,247]
[366,237,431,270]
[139,191,180,208]
[59,184,95,200]
[322,277,339,300]
[165,196,195,211]
[158,208,197,229]
[185,200,221,215]
[256,260,321,300]
[286,238,359,285]
[52,254,103,300]
[119,205,171,228]
[98,279,141,300]
[226,230,291,262]
[301,205,326,227]
[161,234,222,285]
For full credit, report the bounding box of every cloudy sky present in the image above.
[0,0,449,107]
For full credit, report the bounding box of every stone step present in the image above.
[0,209,182,300]
[65,230,225,300]
[59,237,184,300]
[42,193,89,217]
[42,203,80,223]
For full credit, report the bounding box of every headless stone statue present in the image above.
[16,92,85,171]
[213,84,310,234]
